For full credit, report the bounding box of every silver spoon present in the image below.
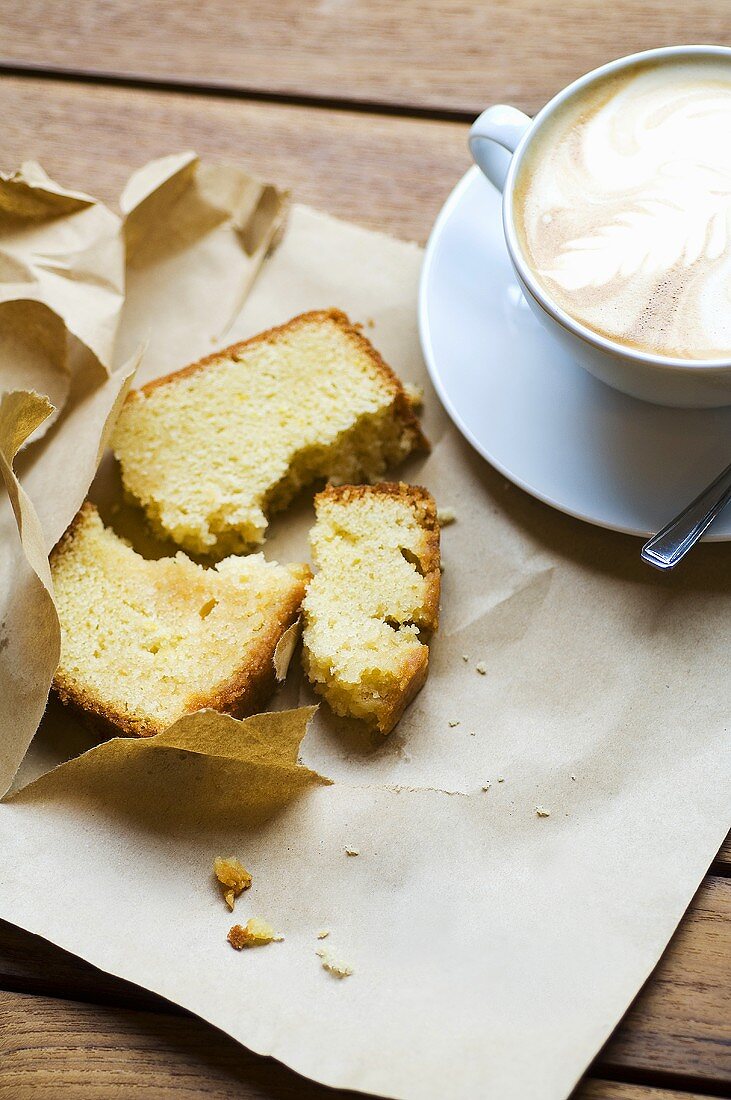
[641,462,731,569]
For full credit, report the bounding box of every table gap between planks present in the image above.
[0,5,729,1098]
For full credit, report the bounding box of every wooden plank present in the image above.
[579,1087,714,1100]
[0,990,715,1100]
[0,988,345,1100]
[0,74,468,246]
[715,831,731,869]
[598,877,731,1085]
[1,879,729,1085]
[1,1,729,117]
[0,918,172,1014]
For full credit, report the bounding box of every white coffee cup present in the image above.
[469,44,731,408]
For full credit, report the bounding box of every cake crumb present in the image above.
[227,918,283,949]
[316,929,330,940]
[535,806,551,818]
[462,654,469,662]
[448,719,460,728]
[570,774,576,781]
[482,782,491,791]
[214,855,252,911]
[437,506,456,527]
[475,662,487,675]
[404,382,424,409]
[345,847,360,857]
[497,777,505,783]
[317,947,353,978]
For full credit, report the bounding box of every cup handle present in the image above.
[469,106,532,193]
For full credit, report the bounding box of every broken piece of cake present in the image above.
[228,919,283,949]
[51,503,310,737]
[214,856,252,911]
[316,946,353,978]
[301,483,440,734]
[111,310,428,558]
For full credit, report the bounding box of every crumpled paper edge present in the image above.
[8,705,330,808]
[0,161,125,379]
[0,392,59,790]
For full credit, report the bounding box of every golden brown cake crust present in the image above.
[50,504,309,739]
[132,309,429,455]
[372,645,430,735]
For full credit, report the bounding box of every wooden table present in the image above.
[0,5,729,1097]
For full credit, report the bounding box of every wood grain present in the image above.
[0,74,468,245]
[596,877,731,1085]
[0,990,717,1100]
[716,832,731,869]
[1,1,729,116]
[579,1087,714,1100]
[0,989,348,1100]
[0,919,171,1014]
[1,879,729,1086]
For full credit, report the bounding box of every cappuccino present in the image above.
[514,59,731,361]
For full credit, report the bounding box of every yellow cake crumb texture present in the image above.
[214,856,253,910]
[228,919,283,949]
[317,946,353,977]
[51,503,310,737]
[302,482,440,735]
[111,310,427,558]
[436,506,456,526]
[403,382,424,409]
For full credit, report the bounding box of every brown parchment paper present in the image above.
[0,162,140,789]
[0,162,124,378]
[0,156,288,797]
[0,392,57,787]
[0,165,730,1100]
[116,151,289,377]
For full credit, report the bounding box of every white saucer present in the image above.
[419,166,731,540]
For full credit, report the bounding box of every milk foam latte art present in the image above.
[514,60,731,361]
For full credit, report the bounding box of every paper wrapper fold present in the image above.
[0,391,58,787]
[116,152,289,378]
[10,707,329,825]
[0,157,288,797]
[0,161,124,381]
[0,160,730,1100]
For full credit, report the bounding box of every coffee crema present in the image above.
[514,59,731,361]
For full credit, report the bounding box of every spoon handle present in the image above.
[641,462,731,570]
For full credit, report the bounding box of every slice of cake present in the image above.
[51,503,310,737]
[111,310,428,558]
[301,483,440,734]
